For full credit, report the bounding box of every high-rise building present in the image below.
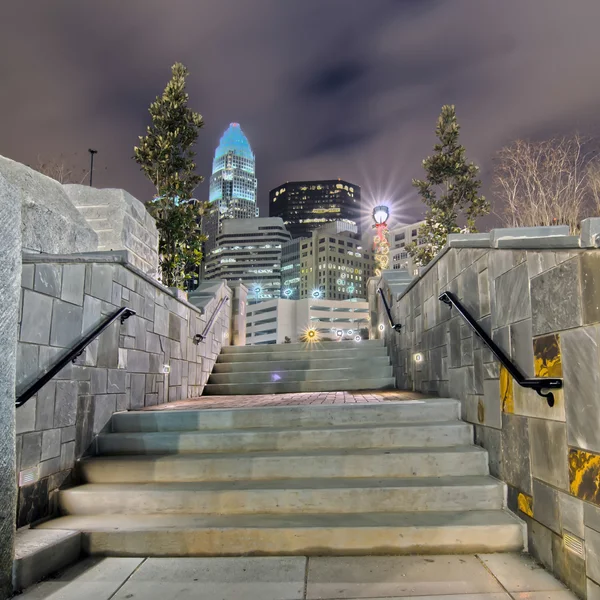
[204,123,258,253]
[269,180,361,239]
[203,217,291,303]
[280,222,374,301]
[390,221,426,276]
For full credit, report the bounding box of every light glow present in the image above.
[414,353,423,363]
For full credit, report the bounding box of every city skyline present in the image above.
[3,1,600,226]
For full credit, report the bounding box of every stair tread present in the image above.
[83,445,486,463]
[63,475,502,493]
[101,420,469,438]
[38,509,522,531]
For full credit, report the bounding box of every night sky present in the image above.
[2,0,600,227]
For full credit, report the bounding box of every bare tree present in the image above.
[33,154,89,184]
[493,135,597,233]
[587,161,600,217]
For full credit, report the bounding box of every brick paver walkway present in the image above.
[142,390,427,411]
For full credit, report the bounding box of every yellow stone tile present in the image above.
[569,448,600,506]
[518,492,534,518]
[500,366,514,413]
[533,333,563,378]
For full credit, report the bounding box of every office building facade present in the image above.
[246,297,370,345]
[204,123,258,253]
[204,217,291,303]
[390,220,427,275]
[280,222,374,301]
[269,180,361,239]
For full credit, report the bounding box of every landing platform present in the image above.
[141,390,428,411]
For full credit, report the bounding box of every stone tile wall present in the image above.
[376,230,600,598]
[14,252,232,528]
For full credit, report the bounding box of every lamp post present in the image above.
[372,205,390,276]
[88,149,98,187]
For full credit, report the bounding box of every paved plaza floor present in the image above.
[142,390,428,411]
[17,553,576,600]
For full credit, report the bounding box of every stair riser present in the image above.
[79,524,524,556]
[111,401,461,433]
[203,377,396,395]
[216,348,389,363]
[221,340,384,354]
[212,356,391,373]
[81,452,489,483]
[98,424,474,455]
[60,485,504,516]
[208,366,394,385]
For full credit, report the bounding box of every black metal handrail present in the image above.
[377,288,402,333]
[16,307,136,408]
[193,296,229,344]
[439,291,562,407]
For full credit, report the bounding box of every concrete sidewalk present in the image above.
[16,553,577,600]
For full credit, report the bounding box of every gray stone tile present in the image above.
[21,263,34,289]
[481,379,502,429]
[54,380,78,427]
[107,369,126,393]
[93,394,117,434]
[50,300,83,348]
[34,263,62,298]
[479,269,491,316]
[478,553,567,592]
[96,318,120,368]
[127,349,150,373]
[20,431,42,469]
[493,263,531,329]
[83,295,102,332]
[587,526,600,585]
[90,368,108,394]
[581,252,600,325]
[552,531,587,597]
[38,456,61,479]
[529,419,569,490]
[533,479,560,534]
[154,304,169,337]
[61,264,85,306]
[474,425,502,478]
[474,349,484,394]
[585,501,600,533]
[558,492,584,538]
[90,264,114,302]
[16,399,36,434]
[461,335,474,366]
[527,251,558,278]
[510,318,534,378]
[35,382,56,430]
[488,251,516,280]
[448,317,462,368]
[130,373,146,409]
[41,428,61,461]
[113,557,305,600]
[529,520,554,571]
[500,413,532,494]
[492,325,511,357]
[531,258,583,336]
[306,555,503,598]
[59,440,76,471]
[561,326,600,453]
[20,290,53,344]
[62,425,76,443]
[16,342,39,389]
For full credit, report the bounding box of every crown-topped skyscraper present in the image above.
[204,123,258,253]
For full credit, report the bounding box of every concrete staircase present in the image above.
[37,399,525,556]
[204,339,396,395]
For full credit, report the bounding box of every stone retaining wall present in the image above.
[14,251,231,528]
[375,224,600,598]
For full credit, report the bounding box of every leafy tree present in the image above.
[134,62,207,288]
[407,105,489,266]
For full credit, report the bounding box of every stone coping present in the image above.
[22,250,231,317]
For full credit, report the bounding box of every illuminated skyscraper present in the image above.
[204,123,258,252]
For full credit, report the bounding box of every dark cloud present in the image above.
[1,0,600,224]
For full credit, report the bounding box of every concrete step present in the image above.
[97,421,474,455]
[79,446,489,483]
[203,377,396,395]
[58,476,505,516]
[212,355,391,373]
[37,510,525,556]
[110,400,461,433]
[216,347,389,363]
[207,365,394,385]
[221,340,384,354]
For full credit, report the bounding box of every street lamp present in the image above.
[88,149,98,187]
[372,204,391,276]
